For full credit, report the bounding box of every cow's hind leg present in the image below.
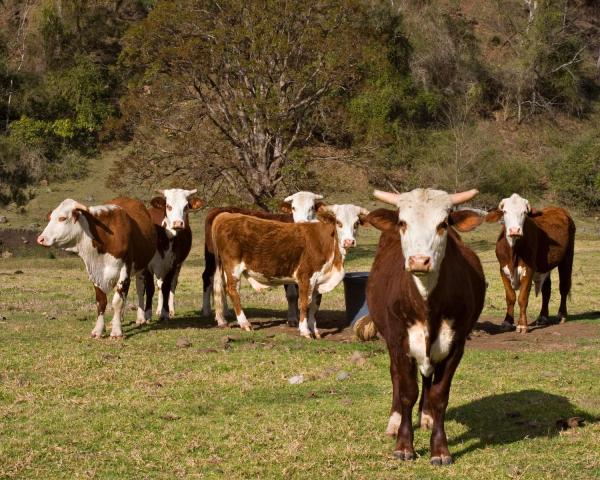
[91,286,107,338]
[155,278,164,317]
[202,245,216,317]
[158,272,173,321]
[135,273,148,325]
[558,243,574,323]
[226,271,251,331]
[538,275,551,325]
[284,284,299,327]
[307,291,320,339]
[110,265,131,338]
[168,266,181,319]
[297,280,313,339]
[428,342,465,466]
[143,270,154,322]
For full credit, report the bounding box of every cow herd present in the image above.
[36,187,576,465]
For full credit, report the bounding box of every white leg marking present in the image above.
[91,314,105,338]
[168,270,179,318]
[298,318,311,339]
[202,285,212,317]
[135,275,147,325]
[386,411,402,436]
[155,278,164,316]
[308,293,320,339]
[236,311,252,331]
[110,266,128,337]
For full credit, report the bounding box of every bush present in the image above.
[550,136,600,209]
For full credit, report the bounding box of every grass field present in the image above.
[1,207,600,479]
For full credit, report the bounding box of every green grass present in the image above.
[1,212,600,479]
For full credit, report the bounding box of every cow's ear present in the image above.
[528,207,542,217]
[316,210,336,225]
[358,213,369,226]
[188,197,204,210]
[449,209,484,232]
[485,209,503,223]
[279,201,292,213]
[150,196,166,209]
[315,201,326,212]
[367,208,398,232]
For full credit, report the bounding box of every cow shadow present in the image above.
[565,311,600,322]
[444,389,595,460]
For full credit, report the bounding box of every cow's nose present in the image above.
[343,239,356,248]
[37,235,46,246]
[408,255,431,273]
[172,220,185,230]
[508,227,522,237]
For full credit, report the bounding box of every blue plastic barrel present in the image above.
[342,272,370,327]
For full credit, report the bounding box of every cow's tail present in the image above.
[353,315,378,341]
[211,228,227,326]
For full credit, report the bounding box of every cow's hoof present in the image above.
[500,321,515,331]
[240,324,253,332]
[110,333,123,339]
[300,332,312,340]
[159,315,169,323]
[313,331,321,339]
[287,319,299,327]
[135,320,146,326]
[516,325,528,334]
[536,316,550,325]
[559,316,567,324]
[169,310,175,319]
[393,449,414,461]
[90,331,103,339]
[430,455,452,466]
[419,411,433,430]
[202,309,211,318]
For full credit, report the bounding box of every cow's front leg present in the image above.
[307,291,320,339]
[428,342,465,466]
[135,273,147,325]
[110,265,131,338]
[517,268,533,333]
[143,270,154,322]
[91,286,107,338]
[284,284,299,327]
[499,268,516,331]
[391,344,418,460]
[297,280,312,339]
[386,343,403,437]
[155,278,164,317]
[158,272,173,321]
[226,271,251,331]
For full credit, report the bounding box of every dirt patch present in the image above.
[243,312,600,352]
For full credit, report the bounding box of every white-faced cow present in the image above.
[355,188,485,465]
[144,189,203,322]
[201,191,324,325]
[485,193,575,333]
[212,204,368,338]
[37,197,156,338]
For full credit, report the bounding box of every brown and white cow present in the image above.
[212,204,368,338]
[37,197,157,338]
[485,193,575,333]
[201,191,324,325]
[355,188,485,465]
[144,189,203,322]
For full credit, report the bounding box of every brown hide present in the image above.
[82,197,156,271]
[205,207,293,255]
[212,212,341,282]
[495,206,575,276]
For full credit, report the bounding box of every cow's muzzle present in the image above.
[172,220,185,230]
[343,238,356,248]
[37,235,48,246]
[408,255,431,273]
[508,227,523,238]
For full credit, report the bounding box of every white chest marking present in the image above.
[407,322,432,377]
[430,319,455,363]
[503,264,526,290]
[74,234,123,293]
[148,244,177,279]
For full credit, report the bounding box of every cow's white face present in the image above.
[322,204,369,250]
[372,188,481,298]
[284,191,323,223]
[37,199,86,247]
[499,193,530,247]
[158,188,202,234]
[395,189,453,275]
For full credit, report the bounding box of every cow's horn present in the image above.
[73,202,88,212]
[450,189,479,205]
[374,190,401,206]
[313,193,323,200]
[359,207,370,215]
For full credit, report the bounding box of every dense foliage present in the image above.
[2,0,600,209]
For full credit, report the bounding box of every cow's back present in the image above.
[110,197,157,269]
[533,207,575,269]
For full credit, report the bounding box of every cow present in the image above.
[37,197,157,338]
[211,204,369,338]
[485,193,575,333]
[201,191,324,325]
[355,188,486,465]
[144,188,203,322]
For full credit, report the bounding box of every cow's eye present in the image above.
[398,220,407,230]
[166,205,173,211]
[292,206,296,211]
[336,221,342,228]
[354,221,359,229]
[437,220,448,232]
[58,216,67,222]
